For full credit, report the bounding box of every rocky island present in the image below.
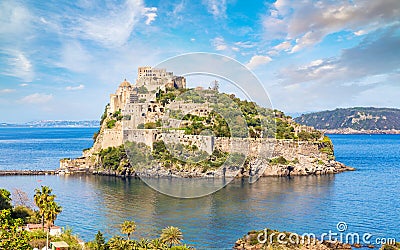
[60,67,353,178]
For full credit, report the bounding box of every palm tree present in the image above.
[120,220,136,240]
[34,186,54,229]
[160,226,183,247]
[44,200,62,249]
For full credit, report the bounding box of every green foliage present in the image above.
[319,136,335,159]
[295,107,400,130]
[107,119,117,129]
[160,226,183,247]
[112,110,123,121]
[275,118,295,139]
[121,220,136,240]
[269,156,289,165]
[137,85,149,94]
[98,145,127,170]
[52,227,82,249]
[100,105,109,126]
[0,188,12,210]
[144,122,157,129]
[0,209,31,250]
[93,131,100,142]
[152,141,230,171]
[157,90,177,106]
[12,205,40,224]
[297,130,322,141]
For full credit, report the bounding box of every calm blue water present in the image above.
[0,128,399,249]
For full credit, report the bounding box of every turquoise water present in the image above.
[0,128,399,248]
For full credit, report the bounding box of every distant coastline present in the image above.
[324,128,400,135]
[0,120,100,128]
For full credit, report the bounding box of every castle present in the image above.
[60,66,351,177]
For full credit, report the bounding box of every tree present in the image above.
[0,209,31,250]
[34,186,62,249]
[44,200,62,249]
[120,220,136,240]
[108,236,130,250]
[0,189,12,210]
[34,186,54,229]
[160,226,183,247]
[94,231,107,250]
[12,188,33,208]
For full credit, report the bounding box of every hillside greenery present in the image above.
[158,88,323,140]
[295,107,400,130]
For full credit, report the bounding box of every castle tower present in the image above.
[110,79,132,113]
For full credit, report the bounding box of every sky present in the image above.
[0,0,399,123]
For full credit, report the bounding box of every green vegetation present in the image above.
[151,140,240,172]
[100,104,109,126]
[112,110,124,121]
[269,156,289,165]
[137,85,149,94]
[381,242,400,250]
[161,226,183,247]
[319,136,335,160]
[295,107,400,130]
[85,222,190,250]
[0,188,12,210]
[107,119,117,129]
[121,220,136,240]
[98,145,129,171]
[297,130,322,141]
[34,186,63,249]
[1,187,192,250]
[0,187,81,250]
[0,209,31,249]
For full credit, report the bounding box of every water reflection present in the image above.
[0,174,337,248]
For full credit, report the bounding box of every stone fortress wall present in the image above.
[102,65,323,161]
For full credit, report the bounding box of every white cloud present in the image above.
[1,50,34,82]
[212,37,228,51]
[234,41,256,49]
[19,83,29,87]
[19,93,53,104]
[0,89,16,94]
[246,55,272,70]
[0,1,32,37]
[203,0,227,18]
[268,40,292,55]
[57,41,92,73]
[263,0,400,53]
[279,26,400,87]
[143,7,157,25]
[66,84,85,91]
[71,0,157,47]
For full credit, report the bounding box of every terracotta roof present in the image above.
[26,224,60,230]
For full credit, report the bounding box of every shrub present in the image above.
[106,119,117,129]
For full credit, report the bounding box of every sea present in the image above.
[0,127,399,249]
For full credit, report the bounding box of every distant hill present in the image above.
[0,120,100,128]
[294,107,400,132]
